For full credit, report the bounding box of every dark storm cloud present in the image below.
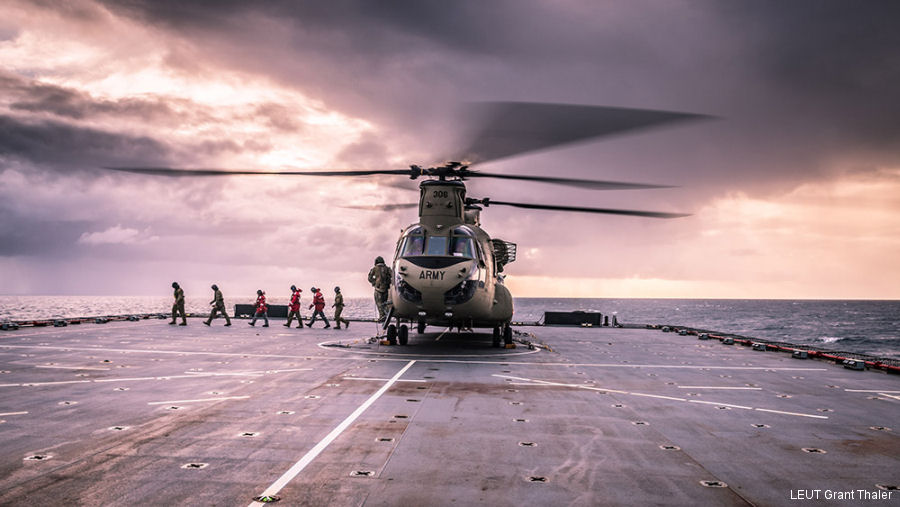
[94,0,900,196]
[0,115,169,169]
[0,72,178,121]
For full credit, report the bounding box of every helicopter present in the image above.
[109,101,708,346]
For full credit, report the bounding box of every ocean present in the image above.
[1,296,897,360]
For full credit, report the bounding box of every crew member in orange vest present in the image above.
[249,289,269,327]
[284,285,304,328]
[306,287,330,328]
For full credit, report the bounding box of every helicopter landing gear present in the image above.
[398,324,409,346]
[386,324,397,345]
[492,326,501,348]
[417,321,426,334]
[503,324,514,348]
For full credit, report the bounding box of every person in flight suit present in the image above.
[169,282,187,326]
[249,289,269,327]
[284,285,304,328]
[306,287,330,328]
[203,284,232,326]
[332,286,350,330]
[368,256,392,322]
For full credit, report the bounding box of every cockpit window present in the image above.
[400,235,425,256]
[425,236,449,256]
[450,236,475,257]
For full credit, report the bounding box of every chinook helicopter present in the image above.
[110,102,707,346]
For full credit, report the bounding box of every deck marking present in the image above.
[0,411,28,416]
[689,400,753,410]
[845,389,900,393]
[877,393,900,401]
[678,386,763,390]
[35,365,110,371]
[629,392,687,402]
[342,377,427,383]
[754,408,829,419]
[27,380,92,386]
[249,360,416,506]
[500,374,829,419]
[148,396,250,405]
[434,327,451,341]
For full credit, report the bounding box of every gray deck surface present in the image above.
[0,319,898,506]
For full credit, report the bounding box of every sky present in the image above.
[2,0,900,299]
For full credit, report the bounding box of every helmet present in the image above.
[211,284,218,290]
[310,287,316,292]
[290,285,296,291]
[334,286,340,292]
[171,282,179,288]
[375,256,384,265]
[257,289,263,295]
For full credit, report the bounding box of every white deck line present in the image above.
[0,411,28,416]
[342,377,427,383]
[35,365,110,371]
[678,386,763,390]
[249,360,416,506]
[754,407,829,419]
[844,389,900,393]
[688,400,753,410]
[147,396,250,405]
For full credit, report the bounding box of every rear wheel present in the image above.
[417,321,426,334]
[503,324,512,346]
[387,324,397,345]
[492,326,501,348]
[399,324,409,345]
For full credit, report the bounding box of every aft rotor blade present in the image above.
[468,171,675,190]
[105,167,412,177]
[485,199,690,219]
[456,102,711,165]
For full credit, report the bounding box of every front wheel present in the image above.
[503,324,512,346]
[417,321,426,334]
[387,324,397,345]
[399,324,409,345]
[492,326,501,348]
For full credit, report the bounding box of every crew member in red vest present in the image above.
[306,287,331,328]
[249,289,269,327]
[284,285,304,328]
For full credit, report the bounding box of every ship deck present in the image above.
[1,319,898,506]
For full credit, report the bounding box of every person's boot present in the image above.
[169,320,176,325]
[335,325,341,330]
[262,323,269,327]
[203,320,211,326]
[345,320,350,329]
[225,320,232,326]
[179,321,187,326]
[248,322,255,326]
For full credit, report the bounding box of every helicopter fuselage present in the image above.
[388,180,514,332]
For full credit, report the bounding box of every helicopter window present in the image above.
[425,236,449,256]
[400,235,425,256]
[450,236,475,258]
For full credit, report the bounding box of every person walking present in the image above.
[332,286,350,330]
[169,282,187,326]
[249,289,269,327]
[284,285,304,328]
[203,284,232,326]
[306,287,330,328]
[368,256,392,322]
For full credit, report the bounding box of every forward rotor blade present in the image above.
[341,203,418,211]
[455,101,711,165]
[484,199,690,219]
[105,167,412,177]
[467,171,675,190]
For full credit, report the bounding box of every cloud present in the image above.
[77,225,158,245]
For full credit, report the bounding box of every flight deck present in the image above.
[0,319,897,506]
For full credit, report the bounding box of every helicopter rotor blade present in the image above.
[104,167,413,177]
[472,198,690,219]
[455,101,711,165]
[341,203,419,211]
[464,171,675,190]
